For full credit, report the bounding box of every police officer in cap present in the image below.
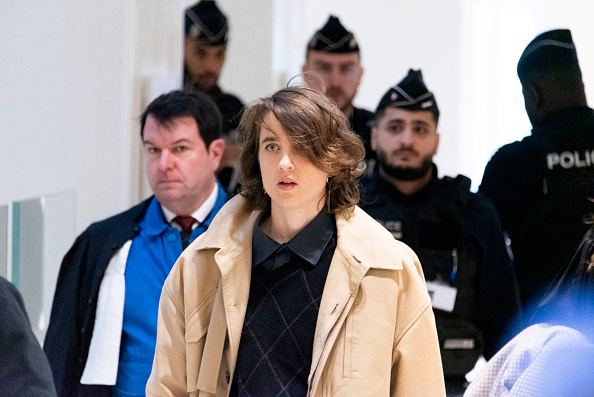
[302,15,375,168]
[185,0,244,194]
[360,69,521,395]
[480,29,594,306]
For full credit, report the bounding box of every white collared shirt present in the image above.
[161,182,219,229]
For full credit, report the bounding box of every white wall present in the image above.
[3,0,594,334]
[267,0,594,189]
[218,0,276,102]
[133,0,186,201]
[0,1,133,232]
[271,0,463,180]
[0,0,184,336]
[0,0,186,231]
[3,0,594,246]
[458,0,594,190]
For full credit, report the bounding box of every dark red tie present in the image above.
[173,216,196,249]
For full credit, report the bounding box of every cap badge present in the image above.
[189,25,200,38]
[349,37,357,49]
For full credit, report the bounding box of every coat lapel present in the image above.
[307,206,404,396]
[193,197,259,394]
[307,238,368,395]
[192,200,405,395]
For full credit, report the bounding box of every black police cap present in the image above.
[185,0,228,45]
[376,69,439,122]
[517,29,580,82]
[307,15,359,53]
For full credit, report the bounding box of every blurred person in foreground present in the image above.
[0,276,56,397]
[465,221,594,397]
[147,86,446,396]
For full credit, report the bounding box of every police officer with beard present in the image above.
[184,0,244,194]
[479,29,594,306]
[360,69,521,395]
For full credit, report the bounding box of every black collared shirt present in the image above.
[230,210,337,396]
[252,210,336,272]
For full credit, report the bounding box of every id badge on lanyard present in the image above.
[426,248,458,312]
[426,281,457,312]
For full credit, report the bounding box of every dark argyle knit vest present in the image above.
[229,237,335,396]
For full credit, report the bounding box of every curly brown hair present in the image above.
[237,86,365,219]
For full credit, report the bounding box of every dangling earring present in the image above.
[326,177,331,212]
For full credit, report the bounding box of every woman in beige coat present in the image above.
[147,86,445,396]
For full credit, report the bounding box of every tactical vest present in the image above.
[512,111,594,301]
[361,174,482,376]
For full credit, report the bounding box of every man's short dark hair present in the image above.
[140,89,223,147]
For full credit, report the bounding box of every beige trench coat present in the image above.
[147,196,445,396]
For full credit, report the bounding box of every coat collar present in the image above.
[194,196,403,273]
[190,196,406,395]
[191,195,260,275]
[252,210,336,269]
[335,206,404,272]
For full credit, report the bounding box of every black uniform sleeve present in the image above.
[223,93,244,132]
[479,141,540,236]
[468,194,522,358]
[0,277,57,397]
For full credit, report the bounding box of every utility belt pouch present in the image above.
[436,316,483,376]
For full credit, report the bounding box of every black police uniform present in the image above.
[210,84,243,194]
[205,85,243,135]
[206,85,243,193]
[480,106,594,304]
[350,106,375,162]
[183,59,244,193]
[183,79,243,136]
[183,81,243,194]
[360,166,521,380]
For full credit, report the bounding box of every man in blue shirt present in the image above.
[44,90,227,396]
